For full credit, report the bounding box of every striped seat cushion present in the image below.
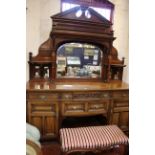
[60,125,128,152]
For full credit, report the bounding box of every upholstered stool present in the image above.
[60,125,128,155]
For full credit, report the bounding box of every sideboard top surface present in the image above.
[26,81,129,92]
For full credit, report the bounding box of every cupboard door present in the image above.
[111,110,129,132]
[110,98,129,134]
[30,115,57,139]
[30,116,42,134]
[43,116,58,138]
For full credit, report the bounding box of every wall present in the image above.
[27,0,40,80]
[110,0,129,83]
[26,0,129,83]
[26,0,61,81]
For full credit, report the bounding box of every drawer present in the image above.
[101,92,110,99]
[28,92,58,101]
[88,101,108,112]
[114,100,129,108]
[61,93,72,100]
[62,102,85,115]
[113,107,129,112]
[30,103,57,114]
[72,92,110,101]
[112,91,129,99]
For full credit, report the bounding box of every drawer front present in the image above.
[28,92,58,101]
[88,101,109,112]
[62,100,109,116]
[28,101,58,116]
[61,93,73,100]
[30,103,56,114]
[112,91,129,99]
[114,100,129,108]
[72,92,110,101]
[62,102,85,115]
[60,92,110,102]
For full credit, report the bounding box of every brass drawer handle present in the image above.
[39,95,46,100]
[64,95,71,99]
[94,105,99,109]
[122,93,127,97]
[103,94,109,97]
[65,95,69,99]
[72,106,78,110]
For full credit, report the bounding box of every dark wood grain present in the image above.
[28,7,125,82]
[27,81,129,140]
[27,5,129,147]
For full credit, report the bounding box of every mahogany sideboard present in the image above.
[26,81,129,140]
[27,5,129,141]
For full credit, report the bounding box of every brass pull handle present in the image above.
[40,95,46,100]
[64,95,71,99]
[72,106,78,110]
[122,93,127,97]
[65,95,69,98]
[94,105,99,109]
[103,94,108,97]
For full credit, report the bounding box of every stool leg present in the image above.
[61,151,69,155]
[118,144,128,155]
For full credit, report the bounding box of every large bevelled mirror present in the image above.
[56,43,103,79]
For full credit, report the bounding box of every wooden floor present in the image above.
[41,141,61,155]
[41,141,128,155]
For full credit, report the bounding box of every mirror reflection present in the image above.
[56,43,103,78]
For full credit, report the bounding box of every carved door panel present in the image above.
[30,115,57,139]
[111,108,129,133]
[110,97,129,135]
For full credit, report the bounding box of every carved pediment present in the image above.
[52,6,111,26]
[51,6,113,37]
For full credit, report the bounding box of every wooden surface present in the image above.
[27,81,129,91]
[27,81,129,140]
